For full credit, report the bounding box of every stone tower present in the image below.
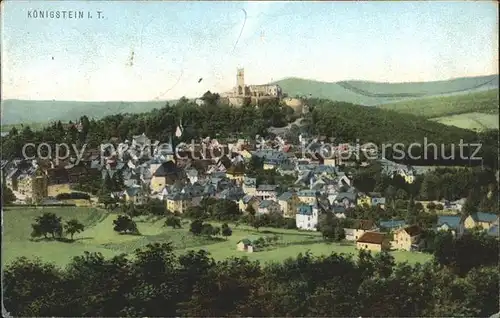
[236,68,245,95]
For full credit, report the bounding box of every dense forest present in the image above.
[304,99,498,167]
[2,92,497,169]
[4,235,498,317]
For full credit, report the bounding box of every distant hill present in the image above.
[273,74,498,105]
[377,89,499,118]
[2,74,498,127]
[1,100,175,127]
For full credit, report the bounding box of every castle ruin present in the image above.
[222,68,283,107]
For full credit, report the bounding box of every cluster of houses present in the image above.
[2,132,498,253]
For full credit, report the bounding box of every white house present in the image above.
[296,204,319,231]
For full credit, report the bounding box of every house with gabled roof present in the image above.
[225,164,245,182]
[297,189,318,204]
[124,185,148,205]
[239,194,261,213]
[356,232,390,252]
[393,225,422,251]
[256,184,279,201]
[278,191,302,218]
[334,191,357,208]
[344,219,378,241]
[258,200,281,215]
[296,204,319,231]
[436,215,464,237]
[150,161,182,193]
[236,236,260,253]
[464,212,499,231]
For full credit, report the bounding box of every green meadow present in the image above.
[431,112,499,131]
[3,206,432,268]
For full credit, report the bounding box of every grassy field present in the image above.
[378,89,499,119]
[431,112,499,131]
[3,207,432,268]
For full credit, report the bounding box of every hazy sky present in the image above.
[2,1,498,101]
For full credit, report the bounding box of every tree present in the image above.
[113,215,139,234]
[426,202,436,210]
[212,226,221,237]
[462,191,479,216]
[101,173,114,194]
[221,223,233,240]
[64,219,85,240]
[31,212,63,239]
[246,204,256,216]
[185,206,208,220]
[190,219,204,236]
[165,216,181,229]
[146,199,167,216]
[319,213,345,242]
[251,216,265,231]
[99,194,117,210]
[201,223,214,237]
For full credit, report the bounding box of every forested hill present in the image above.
[2,95,498,169]
[273,74,498,105]
[2,74,498,126]
[303,98,498,168]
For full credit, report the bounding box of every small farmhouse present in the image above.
[393,225,422,251]
[356,232,389,252]
[236,237,259,253]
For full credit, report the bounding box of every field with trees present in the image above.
[2,206,432,268]
[4,222,498,317]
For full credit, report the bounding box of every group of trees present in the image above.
[353,164,499,219]
[112,215,139,235]
[31,212,85,241]
[189,219,233,240]
[422,229,499,275]
[318,213,346,241]
[4,243,498,317]
[184,198,242,221]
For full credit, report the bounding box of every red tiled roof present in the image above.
[357,232,386,245]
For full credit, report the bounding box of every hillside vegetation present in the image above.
[431,113,499,131]
[305,98,498,168]
[2,75,498,126]
[274,74,498,106]
[378,89,499,118]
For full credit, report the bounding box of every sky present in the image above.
[1,0,498,101]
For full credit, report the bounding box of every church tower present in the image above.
[236,68,245,95]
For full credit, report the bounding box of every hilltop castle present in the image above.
[222,68,283,107]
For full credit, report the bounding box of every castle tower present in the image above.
[236,68,245,95]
